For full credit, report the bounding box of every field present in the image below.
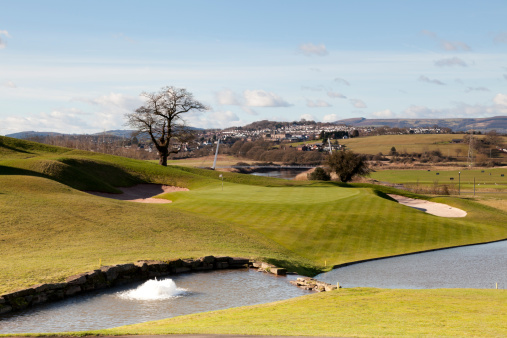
[370,167,507,192]
[1,135,507,336]
[289,134,507,159]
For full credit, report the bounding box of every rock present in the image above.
[0,304,12,314]
[2,288,35,300]
[101,266,119,281]
[229,257,250,266]
[270,267,287,276]
[201,256,216,264]
[215,262,229,269]
[252,261,262,268]
[32,284,49,293]
[173,267,191,274]
[65,285,81,296]
[66,273,87,285]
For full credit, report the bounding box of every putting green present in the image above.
[168,183,359,205]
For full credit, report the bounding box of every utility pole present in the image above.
[212,139,220,170]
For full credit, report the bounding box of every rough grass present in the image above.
[88,288,507,337]
[339,134,502,156]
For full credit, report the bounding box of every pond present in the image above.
[250,168,309,180]
[316,240,507,289]
[0,269,310,334]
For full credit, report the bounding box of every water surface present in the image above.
[0,269,310,334]
[317,240,507,289]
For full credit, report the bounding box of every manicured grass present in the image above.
[161,181,507,268]
[1,135,507,294]
[87,288,507,337]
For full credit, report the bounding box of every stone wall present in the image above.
[0,256,250,315]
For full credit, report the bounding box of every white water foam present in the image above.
[117,278,187,300]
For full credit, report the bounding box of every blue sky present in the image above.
[1,0,507,134]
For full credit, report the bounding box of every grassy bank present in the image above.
[82,288,506,337]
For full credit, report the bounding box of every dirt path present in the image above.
[388,194,467,217]
[87,184,188,204]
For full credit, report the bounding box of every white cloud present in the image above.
[0,109,95,135]
[503,74,507,80]
[243,89,290,107]
[216,89,242,105]
[309,67,322,72]
[298,43,328,56]
[185,110,245,129]
[323,114,338,122]
[440,40,471,51]
[493,93,507,106]
[371,109,395,118]
[418,75,445,85]
[327,91,346,99]
[349,99,367,108]
[494,32,507,44]
[306,99,332,108]
[434,57,468,67]
[0,30,10,49]
[334,77,350,86]
[401,96,507,119]
[2,80,16,88]
[421,30,471,51]
[300,114,316,121]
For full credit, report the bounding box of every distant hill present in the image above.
[334,116,507,133]
[5,131,65,139]
[6,130,136,139]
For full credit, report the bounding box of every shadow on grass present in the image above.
[263,258,322,277]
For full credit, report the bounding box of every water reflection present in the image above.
[0,269,310,334]
[317,240,507,289]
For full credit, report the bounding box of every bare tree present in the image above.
[125,86,209,166]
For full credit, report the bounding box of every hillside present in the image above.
[335,116,507,133]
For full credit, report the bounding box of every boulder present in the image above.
[65,285,81,296]
[66,273,87,285]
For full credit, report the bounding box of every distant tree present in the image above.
[327,150,371,182]
[389,146,397,155]
[307,167,331,181]
[351,129,360,138]
[125,86,208,166]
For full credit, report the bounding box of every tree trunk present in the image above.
[159,154,168,166]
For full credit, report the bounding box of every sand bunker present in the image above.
[388,194,467,218]
[87,184,189,204]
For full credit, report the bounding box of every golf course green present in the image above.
[1,135,506,337]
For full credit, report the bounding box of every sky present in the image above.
[1,0,507,135]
